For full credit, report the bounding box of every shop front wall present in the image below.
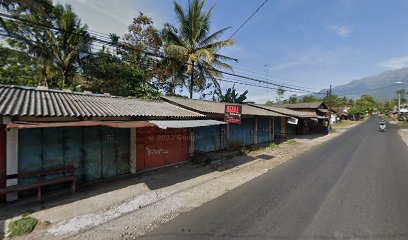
[228,118,255,147]
[136,128,190,171]
[274,117,282,137]
[257,118,270,143]
[18,127,130,185]
[194,125,226,153]
[0,124,5,201]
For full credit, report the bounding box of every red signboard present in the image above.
[224,105,242,124]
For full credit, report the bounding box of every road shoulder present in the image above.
[10,122,362,240]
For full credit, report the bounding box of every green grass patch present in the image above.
[7,215,38,238]
[332,120,357,127]
[286,139,298,145]
[397,121,408,126]
[267,143,280,150]
[237,146,251,156]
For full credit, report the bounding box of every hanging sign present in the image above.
[287,117,298,125]
[224,105,242,124]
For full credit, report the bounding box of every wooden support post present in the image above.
[254,118,258,144]
[5,119,18,202]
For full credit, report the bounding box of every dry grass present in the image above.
[332,120,359,128]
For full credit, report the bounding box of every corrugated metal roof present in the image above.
[249,103,317,118]
[162,96,286,117]
[0,85,204,118]
[149,119,227,129]
[7,121,156,129]
[277,102,325,109]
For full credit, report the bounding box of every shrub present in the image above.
[237,146,250,156]
[286,139,297,145]
[267,143,279,150]
[7,216,38,237]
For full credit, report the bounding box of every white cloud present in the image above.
[379,56,408,70]
[328,25,353,38]
[267,50,341,72]
[57,0,170,36]
[268,61,302,71]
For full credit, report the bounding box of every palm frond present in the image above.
[202,39,234,50]
[195,48,215,62]
[166,44,188,57]
[195,4,213,43]
[212,59,234,72]
[199,26,230,47]
[214,53,238,62]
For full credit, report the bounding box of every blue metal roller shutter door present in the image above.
[18,129,42,185]
[83,127,102,182]
[257,118,270,143]
[274,117,282,137]
[242,118,254,145]
[116,128,130,175]
[286,123,296,137]
[18,127,130,185]
[194,125,222,153]
[101,127,117,178]
[83,127,130,181]
[228,119,255,146]
[228,123,243,147]
[63,127,84,183]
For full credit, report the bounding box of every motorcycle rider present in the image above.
[379,120,386,132]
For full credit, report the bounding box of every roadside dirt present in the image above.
[5,122,361,240]
[398,127,408,148]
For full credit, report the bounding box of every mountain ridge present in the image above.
[317,68,408,101]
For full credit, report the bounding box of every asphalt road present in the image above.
[142,118,408,240]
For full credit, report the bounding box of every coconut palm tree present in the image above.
[2,3,92,89]
[164,0,238,99]
[45,4,93,88]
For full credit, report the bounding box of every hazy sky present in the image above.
[57,0,408,103]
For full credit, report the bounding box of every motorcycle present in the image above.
[379,123,386,132]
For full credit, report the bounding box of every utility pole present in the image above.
[328,85,332,122]
[329,85,332,113]
[398,93,401,114]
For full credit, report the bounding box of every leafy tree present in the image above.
[265,100,275,106]
[283,95,297,104]
[216,85,248,103]
[275,88,285,103]
[349,94,379,115]
[164,0,237,98]
[80,48,159,98]
[118,13,186,95]
[120,13,163,79]
[378,99,395,114]
[323,95,351,107]
[0,44,42,85]
[300,95,320,103]
[1,3,93,89]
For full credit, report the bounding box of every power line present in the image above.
[0,9,318,93]
[227,0,269,40]
[335,84,399,96]
[214,0,269,54]
[233,66,318,88]
[1,31,320,95]
[0,9,325,95]
[233,69,320,90]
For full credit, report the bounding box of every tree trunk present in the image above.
[62,70,69,90]
[189,61,194,99]
[41,65,49,87]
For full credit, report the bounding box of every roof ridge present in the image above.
[0,84,166,103]
[163,95,246,105]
